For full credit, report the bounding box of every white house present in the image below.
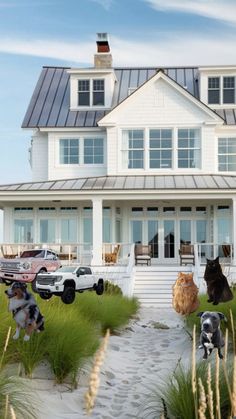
[1,33,236,280]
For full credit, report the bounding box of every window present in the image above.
[218,138,236,171]
[178,129,201,168]
[78,80,90,106]
[93,79,104,106]
[60,139,79,164]
[61,219,77,243]
[208,77,220,104]
[40,219,56,243]
[14,219,33,243]
[149,129,172,168]
[78,79,105,107]
[223,77,235,104]
[122,130,144,169]
[84,138,104,164]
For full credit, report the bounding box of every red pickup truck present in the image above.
[0,249,61,291]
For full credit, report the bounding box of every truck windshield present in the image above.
[20,250,45,258]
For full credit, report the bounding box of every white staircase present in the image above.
[133,265,193,307]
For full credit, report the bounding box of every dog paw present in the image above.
[213,302,219,305]
[203,355,208,360]
[23,335,30,342]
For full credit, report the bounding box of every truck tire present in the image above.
[96,278,104,295]
[39,292,52,300]
[61,287,76,304]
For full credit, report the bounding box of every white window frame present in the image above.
[177,128,201,169]
[121,129,145,170]
[149,128,173,169]
[77,78,105,108]
[218,137,236,172]
[207,75,236,106]
[58,136,105,167]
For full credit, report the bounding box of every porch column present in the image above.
[91,198,103,266]
[233,198,236,265]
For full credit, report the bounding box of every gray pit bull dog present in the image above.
[197,311,226,359]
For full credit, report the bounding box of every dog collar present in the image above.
[12,303,29,317]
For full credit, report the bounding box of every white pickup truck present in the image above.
[36,265,104,304]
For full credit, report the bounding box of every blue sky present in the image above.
[0,0,236,186]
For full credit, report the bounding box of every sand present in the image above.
[30,307,195,419]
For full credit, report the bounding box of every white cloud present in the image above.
[144,0,236,25]
[0,32,236,67]
[88,0,114,10]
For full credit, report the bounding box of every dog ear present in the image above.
[215,256,220,262]
[218,312,227,321]
[197,312,204,317]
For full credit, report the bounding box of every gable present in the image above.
[99,72,224,127]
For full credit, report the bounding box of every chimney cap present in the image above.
[96,33,109,42]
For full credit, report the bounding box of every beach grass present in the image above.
[0,284,139,385]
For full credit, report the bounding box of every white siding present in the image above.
[31,133,48,181]
[105,78,222,175]
[48,131,107,181]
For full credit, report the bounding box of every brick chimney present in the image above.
[94,33,112,68]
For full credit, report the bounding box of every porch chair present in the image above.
[135,244,152,266]
[179,244,195,266]
[222,244,231,258]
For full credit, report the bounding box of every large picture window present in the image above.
[149,129,172,168]
[122,130,144,169]
[61,219,77,243]
[60,139,79,164]
[178,129,201,168]
[84,138,104,164]
[218,138,236,171]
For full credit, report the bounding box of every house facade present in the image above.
[1,34,236,267]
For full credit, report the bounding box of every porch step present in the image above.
[133,266,193,308]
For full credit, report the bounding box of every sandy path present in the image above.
[32,308,193,419]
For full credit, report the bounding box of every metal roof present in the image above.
[22,65,236,128]
[1,175,236,192]
[22,66,207,129]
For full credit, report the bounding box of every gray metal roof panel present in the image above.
[2,175,236,193]
[24,65,234,129]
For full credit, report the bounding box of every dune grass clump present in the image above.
[75,292,139,334]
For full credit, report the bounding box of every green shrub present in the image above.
[104,280,122,296]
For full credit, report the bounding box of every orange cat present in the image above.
[172,272,200,315]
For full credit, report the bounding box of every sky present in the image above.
[0,0,236,238]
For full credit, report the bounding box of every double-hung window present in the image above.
[178,129,201,168]
[84,138,104,164]
[208,77,220,104]
[218,138,236,171]
[93,80,104,106]
[59,139,79,164]
[223,77,235,104]
[78,80,90,106]
[122,130,144,169]
[78,79,104,107]
[149,129,172,168]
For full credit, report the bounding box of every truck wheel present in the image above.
[39,292,52,300]
[96,279,104,295]
[61,287,75,304]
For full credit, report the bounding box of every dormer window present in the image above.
[223,77,235,104]
[93,79,104,106]
[77,78,105,107]
[208,77,220,104]
[208,76,235,105]
[78,80,90,106]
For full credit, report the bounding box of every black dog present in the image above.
[197,311,225,359]
[204,257,233,305]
